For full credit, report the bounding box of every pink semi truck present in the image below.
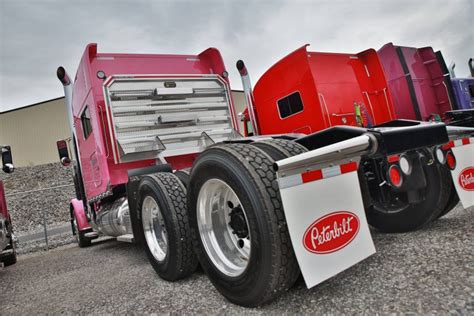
[56,44,474,306]
[0,145,16,267]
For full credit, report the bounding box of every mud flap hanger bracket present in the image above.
[275,120,451,176]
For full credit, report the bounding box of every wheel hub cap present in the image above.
[142,196,168,262]
[197,178,251,277]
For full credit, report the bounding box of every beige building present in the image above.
[0,91,246,167]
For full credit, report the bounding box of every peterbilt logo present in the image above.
[459,167,474,191]
[303,211,360,254]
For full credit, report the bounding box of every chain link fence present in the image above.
[1,163,76,253]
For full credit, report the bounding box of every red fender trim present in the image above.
[70,198,91,231]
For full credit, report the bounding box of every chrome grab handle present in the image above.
[442,81,454,111]
[382,88,393,120]
[318,93,332,127]
[332,113,355,117]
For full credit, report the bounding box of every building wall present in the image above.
[0,91,246,167]
[0,98,71,167]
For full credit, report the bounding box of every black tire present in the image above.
[437,172,460,219]
[71,207,92,248]
[188,143,299,307]
[135,172,197,281]
[367,162,452,233]
[251,138,308,160]
[1,226,17,266]
[1,249,17,266]
[174,169,191,189]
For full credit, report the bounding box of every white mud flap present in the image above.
[277,160,376,289]
[447,137,474,208]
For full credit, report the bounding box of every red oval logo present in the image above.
[303,211,360,254]
[458,167,474,191]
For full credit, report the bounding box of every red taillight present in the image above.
[388,165,403,188]
[446,151,456,170]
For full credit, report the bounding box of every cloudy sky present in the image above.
[0,0,472,112]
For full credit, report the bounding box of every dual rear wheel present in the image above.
[134,138,459,306]
[187,139,307,306]
[136,173,198,281]
[132,140,304,306]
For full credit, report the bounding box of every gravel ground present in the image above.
[1,205,473,314]
[16,230,75,255]
[1,163,74,233]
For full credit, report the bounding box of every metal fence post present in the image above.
[43,208,49,251]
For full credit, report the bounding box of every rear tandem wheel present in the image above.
[135,172,197,281]
[187,142,303,307]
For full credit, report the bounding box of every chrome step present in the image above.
[116,234,134,243]
[84,231,99,239]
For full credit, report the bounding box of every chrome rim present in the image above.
[197,178,251,277]
[142,195,168,262]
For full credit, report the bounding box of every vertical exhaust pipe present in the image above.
[57,66,85,204]
[236,60,260,135]
[57,67,75,137]
[449,62,456,78]
[469,58,474,77]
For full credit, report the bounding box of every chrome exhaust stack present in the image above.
[236,60,260,135]
[449,62,456,78]
[469,58,474,77]
[57,67,75,138]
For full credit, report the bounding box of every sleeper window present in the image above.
[81,106,93,139]
[277,92,304,119]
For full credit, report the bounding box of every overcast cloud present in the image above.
[0,0,473,112]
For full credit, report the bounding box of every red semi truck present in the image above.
[56,44,474,306]
[240,44,474,222]
[0,145,17,267]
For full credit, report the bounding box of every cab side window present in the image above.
[277,92,304,119]
[81,106,93,139]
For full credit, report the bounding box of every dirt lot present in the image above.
[1,205,473,314]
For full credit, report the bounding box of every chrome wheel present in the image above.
[142,195,168,262]
[197,178,251,277]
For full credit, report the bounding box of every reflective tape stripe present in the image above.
[322,166,341,179]
[340,161,359,174]
[278,173,303,189]
[279,161,358,189]
[443,141,455,150]
[301,169,323,183]
[442,138,471,150]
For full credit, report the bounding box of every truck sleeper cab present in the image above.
[57,44,474,307]
[0,145,17,267]
[377,43,474,126]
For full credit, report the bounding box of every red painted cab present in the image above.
[252,45,396,135]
